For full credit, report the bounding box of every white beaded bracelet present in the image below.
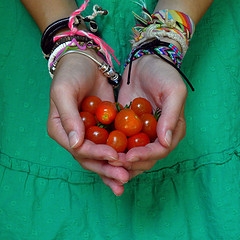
[48,41,72,78]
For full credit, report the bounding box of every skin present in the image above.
[21,0,213,195]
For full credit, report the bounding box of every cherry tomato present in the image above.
[85,126,109,144]
[127,132,150,150]
[80,111,97,129]
[80,96,102,114]
[140,113,158,141]
[95,101,117,125]
[114,109,143,137]
[131,97,153,116]
[107,130,128,153]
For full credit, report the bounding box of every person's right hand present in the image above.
[47,52,130,196]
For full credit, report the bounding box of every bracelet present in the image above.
[46,35,91,60]
[41,18,69,58]
[48,40,73,77]
[41,2,109,60]
[126,40,183,68]
[131,6,195,56]
[152,9,195,42]
[125,39,194,91]
[50,1,118,67]
[49,46,121,89]
[132,24,188,55]
[48,37,102,76]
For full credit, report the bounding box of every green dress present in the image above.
[1,0,240,239]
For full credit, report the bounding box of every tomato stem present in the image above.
[154,107,161,121]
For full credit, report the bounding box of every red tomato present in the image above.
[127,132,150,150]
[85,126,109,144]
[140,113,158,141]
[131,97,153,116]
[80,96,102,114]
[114,109,143,137]
[107,130,128,153]
[95,101,117,125]
[80,111,97,129]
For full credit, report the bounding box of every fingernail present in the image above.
[68,131,79,148]
[165,130,172,147]
[120,180,128,184]
[127,157,139,162]
[105,156,118,161]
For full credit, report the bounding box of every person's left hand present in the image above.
[110,54,188,179]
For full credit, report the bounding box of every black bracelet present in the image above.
[126,39,194,91]
[41,18,69,58]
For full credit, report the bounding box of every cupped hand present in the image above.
[47,52,129,195]
[116,54,188,178]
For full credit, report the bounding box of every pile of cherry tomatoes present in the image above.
[79,96,160,153]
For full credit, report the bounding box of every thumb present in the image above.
[157,94,186,148]
[49,92,85,149]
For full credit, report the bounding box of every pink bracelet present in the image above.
[53,0,119,67]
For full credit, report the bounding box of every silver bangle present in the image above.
[50,49,121,89]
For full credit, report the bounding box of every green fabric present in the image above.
[0,0,240,239]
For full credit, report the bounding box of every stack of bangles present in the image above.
[125,6,195,91]
[41,0,121,89]
[41,1,195,91]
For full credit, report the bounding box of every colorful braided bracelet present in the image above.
[125,39,194,91]
[125,41,183,68]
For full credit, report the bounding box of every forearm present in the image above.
[155,0,214,24]
[20,0,78,32]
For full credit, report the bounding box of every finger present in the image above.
[81,159,129,184]
[101,176,125,196]
[47,102,69,149]
[108,152,128,167]
[49,83,85,149]
[126,142,169,162]
[126,110,186,163]
[48,98,85,149]
[169,108,186,149]
[156,87,187,148]
[72,139,120,161]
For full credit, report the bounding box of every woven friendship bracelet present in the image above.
[125,41,183,68]
[131,6,195,55]
[152,9,195,42]
[125,39,194,91]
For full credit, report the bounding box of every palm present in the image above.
[116,55,188,176]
